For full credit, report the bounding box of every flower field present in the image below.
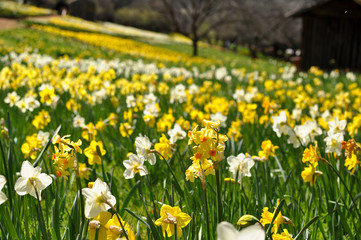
[0,21,361,240]
[0,1,54,18]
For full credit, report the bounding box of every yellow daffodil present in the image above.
[154,134,172,160]
[272,229,293,240]
[84,140,106,165]
[260,200,285,234]
[258,140,279,160]
[105,214,135,240]
[89,211,112,240]
[155,204,191,237]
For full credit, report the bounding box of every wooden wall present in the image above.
[301,15,361,71]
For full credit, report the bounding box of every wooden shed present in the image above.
[287,0,361,71]
[68,0,96,21]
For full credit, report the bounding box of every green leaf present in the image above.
[125,208,150,229]
[0,206,19,240]
[34,124,62,167]
[120,180,141,216]
[294,216,319,240]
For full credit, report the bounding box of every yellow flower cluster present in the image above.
[32,109,50,130]
[52,135,82,179]
[258,140,279,160]
[301,145,322,186]
[32,25,214,65]
[341,139,361,175]
[186,120,228,183]
[21,134,43,160]
[0,1,53,17]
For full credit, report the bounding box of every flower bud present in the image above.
[89,220,101,229]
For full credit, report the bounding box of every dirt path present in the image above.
[0,18,22,30]
[0,15,56,30]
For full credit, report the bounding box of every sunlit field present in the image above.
[0,12,361,240]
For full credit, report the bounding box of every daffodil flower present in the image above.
[82,178,116,219]
[123,154,148,179]
[227,153,255,181]
[217,221,265,240]
[88,211,112,240]
[135,134,156,165]
[14,160,52,198]
[154,204,191,237]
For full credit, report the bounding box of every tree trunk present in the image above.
[192,38,198,56]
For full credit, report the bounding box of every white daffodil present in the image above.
[25,96,40,112]
[126,95,136,108]
[327,117,346,136]
[286,128,301,148]
[0,175,7,205]
[82,178,116,219]
[272,111,290,137]
[73,115,85,128]
[123,154,148,179]
[167,123,186,144]
[135,134,156,165]
[4,91,20,107]
[211,112,227,128]
[233,89,246,103]
[309,104,319,119]
[217,221,265,240]
[227,153,254,181]
[14,160,52,199]
[294,120,322,146]
[324,132,344,156]
[15,98,29,113]
[170,84,187,104]
[291,108,302,121]
[37,131,50,146]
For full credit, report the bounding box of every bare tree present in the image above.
[224,0,308,59]
[153,0,236,56]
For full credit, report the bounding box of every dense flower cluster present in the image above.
[0,40,360,239]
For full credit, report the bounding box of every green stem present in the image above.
[74,156,85,238]
[203,187,211,240]
[322,158,361,221]
[0,139,13,211]
[94,228,99,240]
[214,165,222,223]
[174,223,177,240]
[34,190,50,240]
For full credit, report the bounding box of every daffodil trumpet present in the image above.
[104,197,129,240]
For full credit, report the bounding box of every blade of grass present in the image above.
[294,216,319,240]
[0,205,19,239]
[140,194,160,240]
[34,124,62,167]
[125,208,150,229]
[266,199,285,235]
[119,180,141,216]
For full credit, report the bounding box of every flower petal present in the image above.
[0,175,6,190]
[20,160,35,178]
[0,191,7,205]
[217,222,239,240]
[237,223,265,240]
[14,177,31,196]
[124,169,135,179]
[36,173,52,190]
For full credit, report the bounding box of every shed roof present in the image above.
[285,0,361,18]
